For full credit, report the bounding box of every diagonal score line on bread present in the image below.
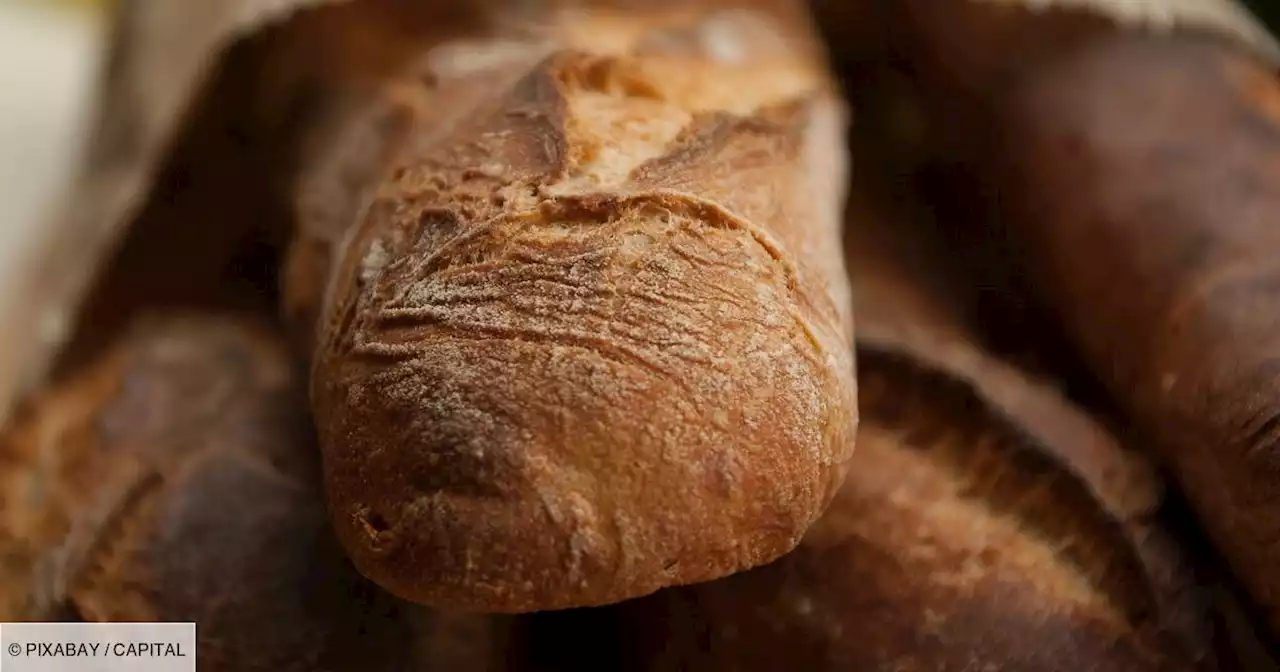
[292,3,857,613]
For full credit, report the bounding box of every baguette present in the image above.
[602,165,1217,671]
[291,2,856,612]
[819,0,1280,636]
[996,32,1280,639]
[0,316,503,670]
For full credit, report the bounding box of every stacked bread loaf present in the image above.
[1,0,1279,669]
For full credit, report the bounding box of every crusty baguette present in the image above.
[818,0,1280,637]
[289,2,856,612]
[990,32,1280,640]
[0,316,505,671]
[594,160,1218,671]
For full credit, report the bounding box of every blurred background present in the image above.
[0,0,103,285]
[0,0,1277,249]
[1252,1,1280,33]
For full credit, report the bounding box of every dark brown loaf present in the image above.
[294,2,857,612]
[0,316,505,671]
[990,33,1280,639]
[818,0,1280,637]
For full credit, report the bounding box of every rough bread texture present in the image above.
[296,4,856,612]
[0,317,503,671]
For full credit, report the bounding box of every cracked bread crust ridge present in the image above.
[303,6,856,612]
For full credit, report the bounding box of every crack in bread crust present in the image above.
[305,6,855,612]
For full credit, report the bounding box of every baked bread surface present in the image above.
[303,5,857,611]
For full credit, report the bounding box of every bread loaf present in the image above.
[0,316,504,671]
[600,162,1217,671]
[995,32,1280,640]
[818,0,1280,637]
[290,2,856,612]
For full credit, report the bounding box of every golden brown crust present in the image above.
[0,317,502,670]
[297,5,855,612]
